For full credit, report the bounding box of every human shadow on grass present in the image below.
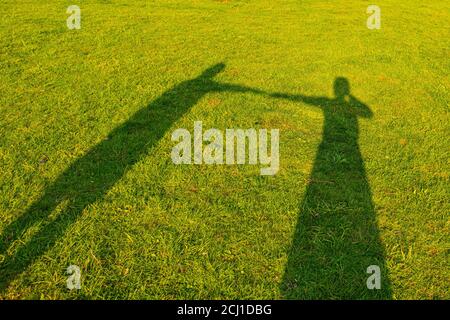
[1,66,390,298]
[0,63,266,290]
[270,78,391,299]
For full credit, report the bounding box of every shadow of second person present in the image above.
[273,78,391,299]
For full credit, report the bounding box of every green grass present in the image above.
[0,0,449,299]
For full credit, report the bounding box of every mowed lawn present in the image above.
[0,0,448,299]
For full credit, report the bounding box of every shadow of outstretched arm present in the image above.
[270,92,330,109]
[214,82,268,96]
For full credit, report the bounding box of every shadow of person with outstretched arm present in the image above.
[1,67,391,299]
[0,63,265,291]
[271,78,391,298]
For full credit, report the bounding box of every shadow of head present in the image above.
[333,77,373,118]
[200,63,226,79]
[334,77,350,101]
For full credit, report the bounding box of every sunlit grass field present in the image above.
[0,0,448,299]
